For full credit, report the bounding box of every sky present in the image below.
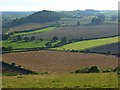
[0,0,119,11]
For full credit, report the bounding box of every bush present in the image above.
[3,72,17,76]
[113,67,120,73]
[88,66,100,73]
[11,62,16,67]
[106,51,112,55]
[75,67,89,73]
[103,68,113,73]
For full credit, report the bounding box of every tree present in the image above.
[61,37,67,43]
[45,42,52,48]
[17,35,22,41]
[7,46,13,52]
[111,15,117,21]
[106,51,111,55]
[11,62,16,67]
[90,17,103,25]
[97,14,105,21]
[31,36,36,41]
[2,47,7,53]
[40,38,43,41]
[52,36,58,42]
[24,37,29,42]
[88,66,100,73]
[2,34,10,40]
[77,21,80,26]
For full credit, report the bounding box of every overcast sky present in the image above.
[0,0,119,11]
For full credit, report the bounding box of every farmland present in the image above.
[10,27,55,37]
[2,50,118,73]
[26,24,118,40]
[6,23,47,34]
[2,40,47,50]
[2,73,118,88]
[88,42,119,54]
[2,10,119,89]
[53,36,119,51]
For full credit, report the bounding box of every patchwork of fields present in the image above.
[2,10,119,89]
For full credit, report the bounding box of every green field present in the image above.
[2,40,61,51]
[2,40,47,49]
[2,73,118,88]
[10,27,55,37]
[53,36,119,51]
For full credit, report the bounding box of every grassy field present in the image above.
[2,40,48,49]
[2,40,61,50]
[53,36,119,51]
[2,73,118,88]
[10,27,55,37]
[3,50,118,73]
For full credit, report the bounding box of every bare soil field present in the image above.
[26,24,118,40]
[2,50,118,73]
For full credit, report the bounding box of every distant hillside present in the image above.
[2,12,35,19]
[2,11,35,25]
[3,10,66,28]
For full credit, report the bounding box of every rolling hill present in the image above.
[3,10,67,28]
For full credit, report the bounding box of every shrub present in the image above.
[11,62,16,67]
[88,66,100,73]
[113,67,120,73]
[106,51,111,55]
[75,67,89,73]
[3,72,17,76]
[103,68,113,73]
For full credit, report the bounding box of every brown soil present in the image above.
[2,50,118,73]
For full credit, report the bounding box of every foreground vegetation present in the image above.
[2,73,118,88]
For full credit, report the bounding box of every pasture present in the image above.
[2,50,118,73]
[10,27,55,37]
[2,73,118,88]
[53,36,119,51]
[2,40,48,50]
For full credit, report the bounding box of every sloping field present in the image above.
[53,36,119,51]
[10,27,55,37]
[26,24,118,40]
[6,23,47,34]
[2,50,118,73]
[88,42,119,54]
[2,73,118,88]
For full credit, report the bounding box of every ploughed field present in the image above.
[3,50,118,73]
[26,24,118,40]
[88,42,120,54]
